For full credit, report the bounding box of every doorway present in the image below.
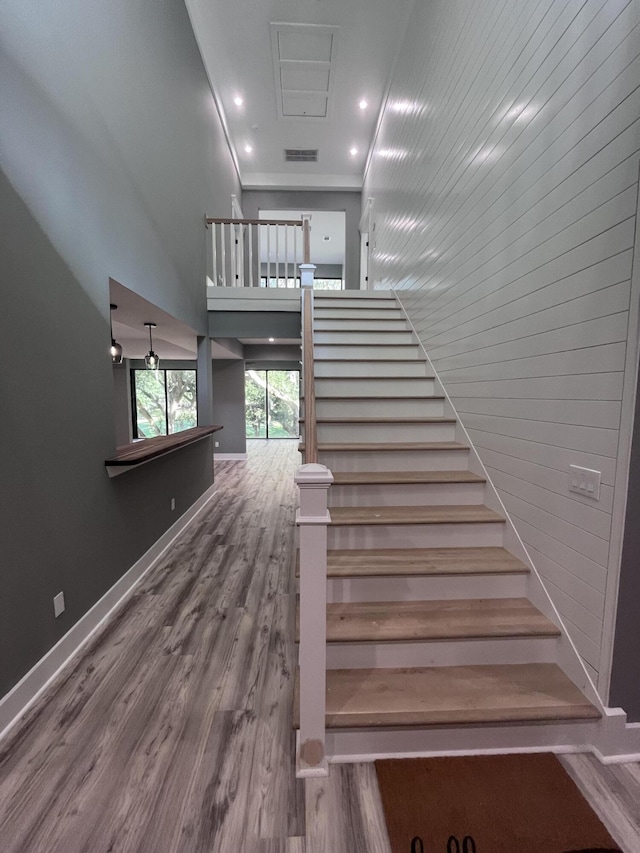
[245,369,300,438]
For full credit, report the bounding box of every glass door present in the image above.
[245,370,300,438]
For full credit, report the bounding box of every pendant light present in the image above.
[144,322,160,370]
[109,304,123,364]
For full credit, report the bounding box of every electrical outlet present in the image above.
[569,465,601,501]
[53,591,65,618]
[170,497,176,511]
[214,441,220,448]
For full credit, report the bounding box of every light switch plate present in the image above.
[569,465,601,501]
[53,591,65,618]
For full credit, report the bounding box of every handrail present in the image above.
[205,217,303,227]
[301,286,317,463]
[205,215,306,288]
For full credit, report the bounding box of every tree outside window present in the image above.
[133,369,197,437]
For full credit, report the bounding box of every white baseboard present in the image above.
[214,453,248,460]
[0,483,218,743]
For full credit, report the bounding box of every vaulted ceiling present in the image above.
[184,0,414,191]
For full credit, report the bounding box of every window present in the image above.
[260,276,300,288]
[132,369,197,438]
[313,278,343,290]
[259,277,343,289]
[245,370,300,438]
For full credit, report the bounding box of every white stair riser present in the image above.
[314,361,431,378]
[314,318,409,332]
[317,421,455,443]
[325,636,557,670]
[325,720,601,763]
[315,331,415,345]
[315,308,405,320]
[313,298,396,309]
[327,522,504,550]
[315,449,468,471]
[328,482,486,507]
[312,398,445,418]
[314,377,435,397]
[314,345,423,359]
[325,572,527,602]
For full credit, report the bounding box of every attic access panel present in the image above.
[270,23,340,122]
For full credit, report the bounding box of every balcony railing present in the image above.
[205,216,311,288]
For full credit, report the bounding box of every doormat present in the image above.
[375,753,620,853]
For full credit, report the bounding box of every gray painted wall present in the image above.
[242,191,361,289]
[0,0,239,700]
[212,361,247,454]
[210,312,301,339]
[112,363,132,446]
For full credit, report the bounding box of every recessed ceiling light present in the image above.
[268,337,275,342]
[350,147,358,156]
[244,144,253,153]
[234,95,243,106]
[359,99,368,110]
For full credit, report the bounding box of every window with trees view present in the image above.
[245,370,300,438]
[132,369,197,438]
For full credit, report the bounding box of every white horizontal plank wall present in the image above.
[363,0,640,697]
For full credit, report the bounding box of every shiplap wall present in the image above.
[363,0,640,694]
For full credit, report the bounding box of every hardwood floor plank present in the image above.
[560,753,640,853]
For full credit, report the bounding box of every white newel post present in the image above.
[295,462,333,778]
[299,263,316,288]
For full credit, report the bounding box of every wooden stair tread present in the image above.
[310,395,446,401]
[328,505,503,526]
[294,664,600,729]
[314,358,426,363]
[331,470,484,485]
[300,441,467,452]
[296,547,528,578]
[323,546,528,577]
[321,598,559,642]
[300,417,454,425]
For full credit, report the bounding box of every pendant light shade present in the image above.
[144,322,160,370]
[109,304,124,365]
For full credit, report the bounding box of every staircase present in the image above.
[298,289,604,763]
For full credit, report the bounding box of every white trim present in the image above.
[598,160,640,700]
[214,452,248,460]
[241,172,362,191]
[0,483,218,743]
[328,745,592,764]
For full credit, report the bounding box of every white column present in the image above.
[295,462,333,778]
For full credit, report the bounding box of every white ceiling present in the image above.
[184,0,414,190]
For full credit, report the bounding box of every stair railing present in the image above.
[205,216,309,288]
[295,279,332,778]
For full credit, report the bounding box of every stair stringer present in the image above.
[392,293,606,718]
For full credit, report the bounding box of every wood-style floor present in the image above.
[0,440,639,852]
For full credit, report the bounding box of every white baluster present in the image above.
[211,221,217,287]
[220,223,227,287]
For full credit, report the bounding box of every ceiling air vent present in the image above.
[284,148,319,163]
